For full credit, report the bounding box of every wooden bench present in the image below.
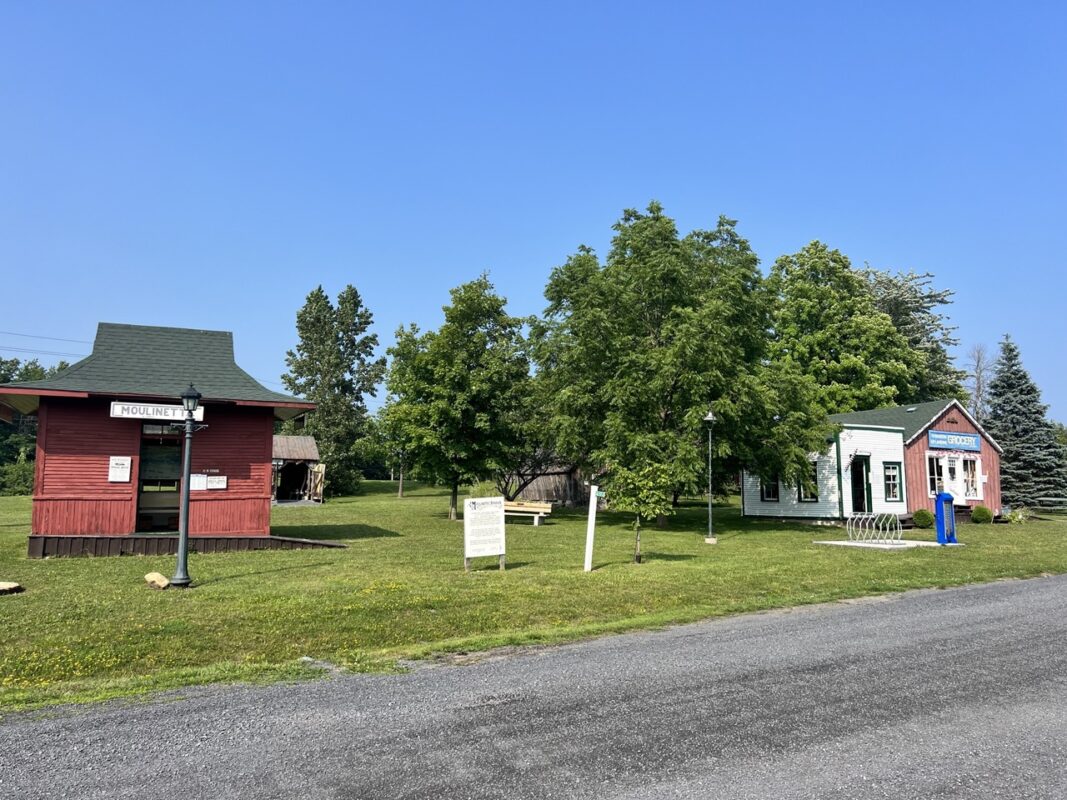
[503,500,553,526]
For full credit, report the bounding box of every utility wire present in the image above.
[0,330,92,344]
[0,345,89,358]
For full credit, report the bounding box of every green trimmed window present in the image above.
[883,462,902,502]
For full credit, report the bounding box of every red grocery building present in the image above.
[0,323,321,557]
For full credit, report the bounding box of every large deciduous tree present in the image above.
[534,203,833,530]
[983,336,1067,508]
[386,276,530,520]
[768,241,922,414]
[863,268,967,402]
[282,285,386,496]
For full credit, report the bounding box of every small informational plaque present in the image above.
[463,496,506,571]
[206,475,228,490]
[108,456,132,483]
[190,474,209,491]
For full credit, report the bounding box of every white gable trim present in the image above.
[904,399,1004,454]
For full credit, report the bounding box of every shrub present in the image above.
[0,457,35,496]
[912,508,935,529]
[970,505,993,524]
[1007,507,1032,525]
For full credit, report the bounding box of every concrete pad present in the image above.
[814,540,964,550]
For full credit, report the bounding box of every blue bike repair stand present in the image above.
[934,492,958,545]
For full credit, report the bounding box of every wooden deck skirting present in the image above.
[27,534,346,558]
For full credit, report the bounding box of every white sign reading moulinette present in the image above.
[463,497,506,559]
[110,401,205,422]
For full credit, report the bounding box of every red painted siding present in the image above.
[187,406,273,535]
[903,404,1002,515]
[32,398,274,536]
[33,399,140,534]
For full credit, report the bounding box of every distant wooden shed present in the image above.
[272,435,324,503]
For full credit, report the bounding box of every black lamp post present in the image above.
[704,410,716,544]
[171,383,202,588]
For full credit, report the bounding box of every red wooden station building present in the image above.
[0,323,323,557]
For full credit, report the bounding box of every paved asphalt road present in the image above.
[3,575,1066,800]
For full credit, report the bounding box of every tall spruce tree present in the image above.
[983,336,1067,507]
[283,285,386,496]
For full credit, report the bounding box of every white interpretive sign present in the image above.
[110,401,205,422]
[463,496,506,571]
[107,456,132,483]
[190,474,209,491]
[206,475,228,490]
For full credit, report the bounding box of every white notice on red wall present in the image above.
[206,476,228,490]
[108,456,132,483]
[190,474,208,491]
[463,497,506,558]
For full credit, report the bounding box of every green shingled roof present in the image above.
[0,322,311,418]
[828,398,961,441]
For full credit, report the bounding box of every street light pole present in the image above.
[704,410,716,545]
[171,383,202,588]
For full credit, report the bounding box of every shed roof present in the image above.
[0,322,314,420]
[829,398,1002,453]
[273,435,320,462]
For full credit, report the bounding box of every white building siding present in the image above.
[742,451,840,519]
[742,426,907,520]
[838,428,907,516]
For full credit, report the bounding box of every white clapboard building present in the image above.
[741,398,1003,521]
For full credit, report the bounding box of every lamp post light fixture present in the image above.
[171,383,202,588]
[704,410,716,544]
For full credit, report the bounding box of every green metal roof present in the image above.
[0,322,312,419]
[829,398,971,441]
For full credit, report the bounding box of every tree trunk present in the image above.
[672,491,680,507]
[634,516,642,563]
[397,466,404,498]
[390,466,394,481]
[656,513,668,528]
[449,481,459,521]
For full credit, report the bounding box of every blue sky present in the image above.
[2,2,1065,417]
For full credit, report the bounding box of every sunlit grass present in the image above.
[1,482,1065,712]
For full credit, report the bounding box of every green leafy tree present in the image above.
[863,268,967,402]
[609,463,675,562]
[534,204,833,515]
[0,358,70,494]
[1052,421,1067,449]
[983,336,1067,507]
[282,285,386,496]
[768,241,922,414]
[386,276,530,520]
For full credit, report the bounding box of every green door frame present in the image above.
[850,456,873,513]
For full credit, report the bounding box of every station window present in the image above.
[883,462,902,502]
[927,456,944,494]
[963,459,979,498]
[798,462,819,502]
[760,476,780,502]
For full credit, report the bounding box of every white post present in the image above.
[584,485,598,572]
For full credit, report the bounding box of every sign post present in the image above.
[584,486,601,572]
[463,497,506,571]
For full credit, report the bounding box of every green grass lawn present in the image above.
[1,481,1065,712]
